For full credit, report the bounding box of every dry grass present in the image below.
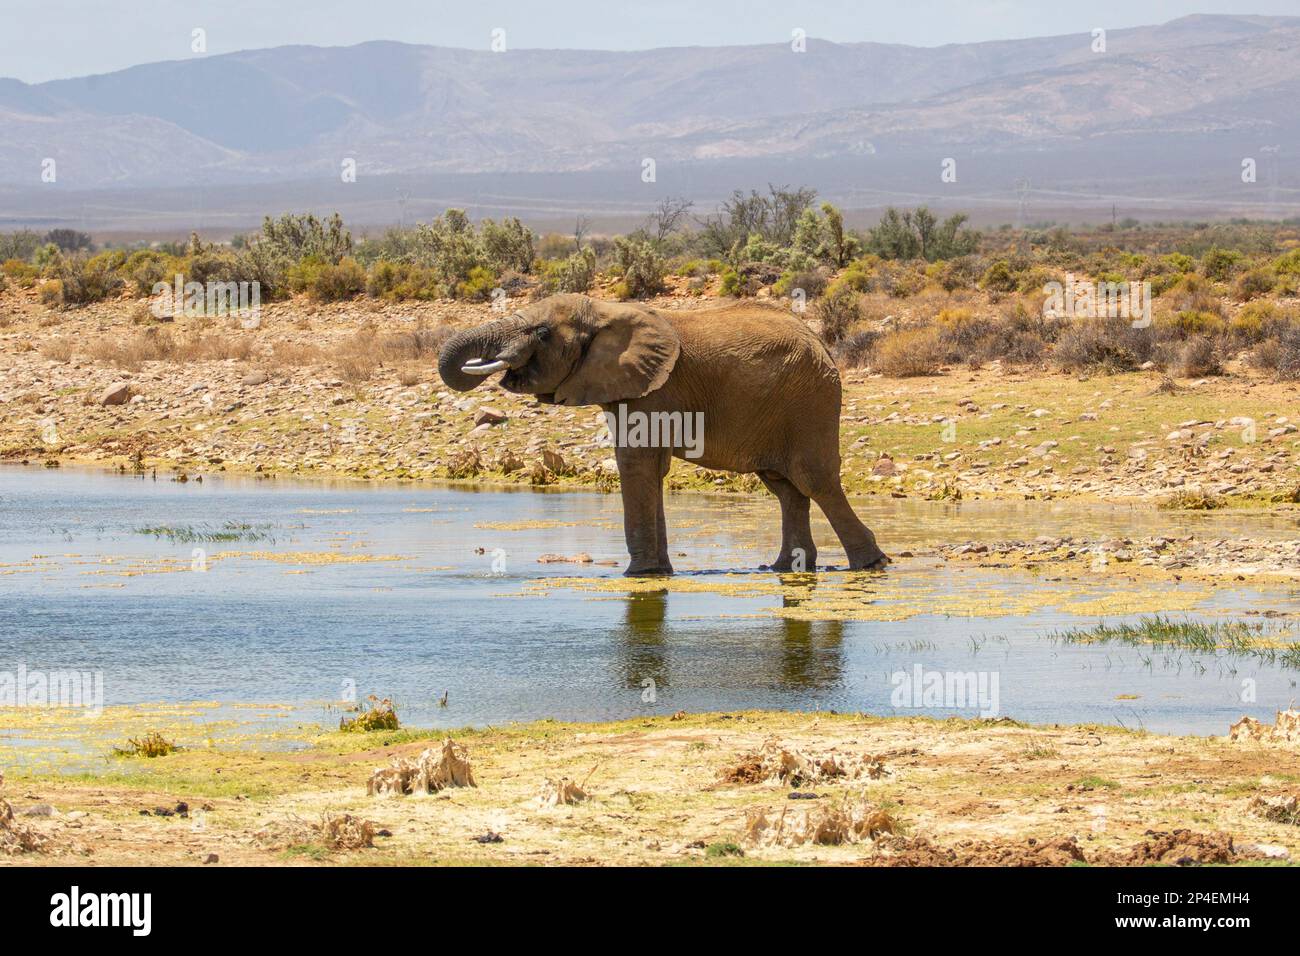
[38,338,75,362]
[874,326,944,377]
[88,328,255,370]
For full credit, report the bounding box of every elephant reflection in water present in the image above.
[614,578,845,698]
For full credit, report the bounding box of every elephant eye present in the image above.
[534,325,550,341]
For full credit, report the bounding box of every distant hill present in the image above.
[2,14,1298,232]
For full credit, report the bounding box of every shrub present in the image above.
[1172,335,1222,377]
[980,260,1019,293]
[57,252,125,306]
[813,287,860,345]
[260,212,352,265]
[545,247,597,293]
[1200,247,1241,281]
[1230,301,1275,342]
[366,261,442,300]
[774,267,828,300]
[1,258,38,288]
[874,326,944,377]
[305,257,366,302]
[479,217,535,274]
[1250,325,1300,380]
[832,329,877,368]
[827,258,875,295]
[1231,268,1275,302]
[123,249,175,296]
[613,238,665,299]
[1053,317,1154,373]
[456,265,499,302]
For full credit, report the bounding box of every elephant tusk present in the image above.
[461,359,508,375]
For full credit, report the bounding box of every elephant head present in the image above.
[437,294,680,406]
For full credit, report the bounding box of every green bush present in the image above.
[56,252,124,306]
[545,247,598,293]
[980,260,1019,293]
[612,237,665,299]
[1200,247,1241,281]
[456,265,499,302]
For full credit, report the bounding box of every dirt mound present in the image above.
[744,798,897,847]
[1228,708,1300,743]
[722,738,888,788]
[1107,829,1249,866]
[871,834,1087,867]
[367,738,477,796]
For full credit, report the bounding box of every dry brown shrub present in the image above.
[39,338,74,362]
[874,326,944,377]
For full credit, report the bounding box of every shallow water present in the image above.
[1,465,1298,744]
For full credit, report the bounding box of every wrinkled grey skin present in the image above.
[439,293,887,576]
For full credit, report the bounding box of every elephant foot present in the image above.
[624,562,674,577]
[848,548,890,571]
[764,555,816,573]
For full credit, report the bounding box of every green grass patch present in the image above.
[1052,615,1297,665]
[135,521,276,544]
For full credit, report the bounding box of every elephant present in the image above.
[438,293,887,576]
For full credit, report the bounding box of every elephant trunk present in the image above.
[438,322,514,392]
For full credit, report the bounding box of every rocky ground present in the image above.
[2,286,1299,504]
[4,709,1300,867]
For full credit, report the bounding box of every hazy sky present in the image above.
[5,0,1299,83]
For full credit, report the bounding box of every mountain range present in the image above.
[2,13,1297,232]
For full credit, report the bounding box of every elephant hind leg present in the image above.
[759,472,816,571]
[793,471,887,571]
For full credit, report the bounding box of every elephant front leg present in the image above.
[617,446,673,576]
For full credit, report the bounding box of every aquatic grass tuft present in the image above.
[112,731,179,758]
[1051,615,1297,666]
[135,521,276,544]
[339,696,400,733]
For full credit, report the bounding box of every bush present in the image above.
[813,287,860,345]
[123,249,175,296]
[479,217,535,274]
[456,265,499,302]
[57,252,125,306]
[1232,268,1275,301]
[832,329,877,368]
[545,247,597,293]
[1250,325,1300,380]
[2,258,39,288]
[774,267,828,300]
[874,326,944,377]
[366,261,442,300]
[980,260,1019,294]
[260,212,352,265]
[613,238,665,299]
[1053,317,1154,374]
[302,257,366,302]
[1200,247,1241,281]
[1172,335,1222,377]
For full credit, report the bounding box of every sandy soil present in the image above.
[4,710,1300,867]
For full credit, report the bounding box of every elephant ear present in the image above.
[553,304,680,406]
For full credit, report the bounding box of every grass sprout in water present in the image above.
[1051,615,1300,667]
[135,521,277,544]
